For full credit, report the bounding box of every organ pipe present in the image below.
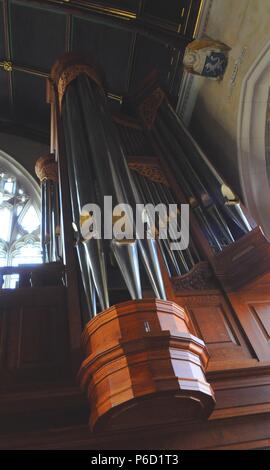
[62,83,109,313]
[35,154,61,263]
[75,74,165,300]
[51,56,167,315]
[156,101,252,250]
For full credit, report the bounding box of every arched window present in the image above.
[0,150,42,287]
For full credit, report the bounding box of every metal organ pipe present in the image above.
[155,114,236,249]
[150,123,224,252]
[62,85,109,313]
[61,117,98,319]
[35,154,61,264]
[157,102,252,248]
[132,170,201,278]
[75,73,166,301]
[51,57,168,313]
[133,172,181,277]
[72,75,143,301]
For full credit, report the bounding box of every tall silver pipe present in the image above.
[75,76,143,301]
[36,154,62,264]
[75,237,97,319]
[162,184,201,263]
[152,181,198,269]
[111,239,142,300]
[127,171,167,299]
[163,103,252,237]
[40,181,46,263]
[207,205,235,245]
[141,177,191,272]
[83,238,109,312]
[132,171,182,276]
[44,180,52,262]
[138,238,166,299]
[53,182,62,260]
[152,121,225,252]
[77,75,165,300]
[62,86,110,312]
[48,180,55,262]
[50,181,57,262]
[224,202,252,233]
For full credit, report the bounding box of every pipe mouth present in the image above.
[111,238,136,245]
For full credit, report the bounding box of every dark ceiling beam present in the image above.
[0,59,123,102]
[0,60,49,78]
[65,13,72,53]
[24,0,192,50]
[2,0,14,108]
[124,0,145,95]
[125,32,136,94]
[3,0,11,58]
[183,0,196,35]
[20,0,138,21]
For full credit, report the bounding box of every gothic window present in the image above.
[0,151,42,288]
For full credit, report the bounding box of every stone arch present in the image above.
[237,39,270,240]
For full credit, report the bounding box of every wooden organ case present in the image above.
[1,53,270,450]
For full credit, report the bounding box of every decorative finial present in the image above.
[35,154,58,183]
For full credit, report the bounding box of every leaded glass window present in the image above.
[0,155,42,288]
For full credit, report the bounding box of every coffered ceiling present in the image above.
[0,0,201,142]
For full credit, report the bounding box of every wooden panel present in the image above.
[229,290,270,361]
[250,303,270,340]
[10,2,66,72]
[72,17,133,94]
[2,407,270,450]
[191,305,239,345]
[176,294,255,366]
[208,364,270,418]
[0,286,70,390]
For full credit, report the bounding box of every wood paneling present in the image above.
[191,305,239,345]
[229,284,270,361]
[250,303,270,339]
[175,293,255,367]
[2,410,270,450]
[0,286,70,390]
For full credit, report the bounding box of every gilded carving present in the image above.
[129,161,169,186]
[138,87,166,129]
[57,64,104,108]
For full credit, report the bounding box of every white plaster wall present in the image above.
[188,0,270,196]
[0,133,49,180]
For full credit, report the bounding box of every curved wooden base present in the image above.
[78,299,215,432]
